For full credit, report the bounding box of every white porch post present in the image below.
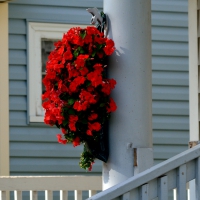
[188,0,199,199]
[0,2,10,176]
[103,0,153,190]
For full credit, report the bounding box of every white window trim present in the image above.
[28,22,86,122]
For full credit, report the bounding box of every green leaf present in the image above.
[100,103,105,107]
[86,81,91,87]
[68,99,75,105]
[80,31,86,39]
[91,51,96,57]
[80,48,85,54]
[73,50,79,58]
[68,108,75,115]
[81,118,88,124]
[63,120,68,126]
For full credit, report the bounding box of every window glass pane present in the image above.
[41,39,58,94]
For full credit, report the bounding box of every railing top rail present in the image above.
[0,176,102,191]
[87,144,200,200]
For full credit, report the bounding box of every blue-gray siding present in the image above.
[9,0,189,175]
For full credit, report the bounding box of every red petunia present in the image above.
[87,71,102,87]
[74,55,89,69]
[57,134,67,144]
[69,115,78,131]
[61,128,67,134]
[88,122,101,132]
[103,39,115,55]
[86,129,93,136]
[107,98,117,113]
[73,137,80,147]
[88,113,98,121]
[88,162,95,171]
[73,101,88,111]
[69,76,85,92]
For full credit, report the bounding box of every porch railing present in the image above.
[0,176,102,200]
[87,144,200,200]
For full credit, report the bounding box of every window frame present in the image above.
[28,22,86,122]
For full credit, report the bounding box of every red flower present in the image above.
[103,39,115,55]
[88,113,98,121]
[86,129,93,136]
[74,55,89,69]
[73,101,88,111]
[42,26,117,171]
[63,51,73,61]
[88,162,95,171]
[107,98,117,113]
[61,128,67,134]
[87,71,102,87]
[88,122,101,131]
[69,76,85,92]
[73,137,80,147]
[69,115,78,131]
[57,134,67,144]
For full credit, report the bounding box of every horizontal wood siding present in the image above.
[152,0,189,164]
[8,0,189,175]
[8,0,103,176]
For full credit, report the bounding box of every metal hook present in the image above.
[86,7,109,37]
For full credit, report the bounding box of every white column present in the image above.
[0,2,9,176]
[103,0,153,190]
[188,0,198,199]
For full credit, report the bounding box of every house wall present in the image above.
[8,0,189,175]
[0,2,9,176]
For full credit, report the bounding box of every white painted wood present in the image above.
[45,190,52,200]
[60,190,68,200]
[0,191,6,200]
[30,191,37,200]
[89,190,96,197]
[195,157,200,199]
[134,148,153,175]
[86,145,200,200]
[74,190,82,200]
[129,188,139,200]
[177,164,187,200]
[189,0,199,141]
[28,22,87,122]
[173,189,177,200]
[140,184,149,200]
[0,2,9,177]
[103,0,153,190]
[0,176,102,191]
[14,191,22,200]
[121,192,130,200]
[158,176,168,200]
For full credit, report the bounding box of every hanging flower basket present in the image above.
[42,26,117,171]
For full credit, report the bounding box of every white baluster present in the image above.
[30,191,37,200]
[158,176,168,200]
[140,184,149,200]
[60,190,68,200]
[177,164,187,200]
[0,191,6,200]
[74,190,82,200]
[45,190,52,200]
[14,191,22,200]
[121,192,130,200]
[195,157,200,199]
[89,190,96,197]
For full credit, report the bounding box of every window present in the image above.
[28,22,86,122]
